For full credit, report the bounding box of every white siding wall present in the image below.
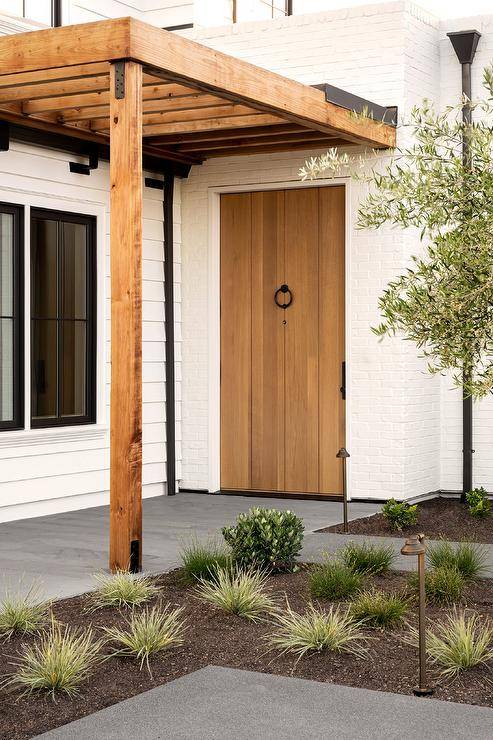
[179,2,443,501]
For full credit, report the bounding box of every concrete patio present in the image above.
[0,492,379,599]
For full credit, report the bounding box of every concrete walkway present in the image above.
[37,666,493,740]
[0,493,379,599]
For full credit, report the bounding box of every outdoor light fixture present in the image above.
[336,448,350,533]
[400,534,433,697]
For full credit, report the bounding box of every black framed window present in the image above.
[232,0,292,22]
[0,204,23,431]
[31,209,96,428]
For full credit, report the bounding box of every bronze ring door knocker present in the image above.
[274,284,293,309]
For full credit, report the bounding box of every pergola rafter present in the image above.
[0,17,396,571]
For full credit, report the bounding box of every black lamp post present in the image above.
[336,447,350,533]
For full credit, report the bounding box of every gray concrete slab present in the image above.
[0,493,379,599]
[36,665,493,740]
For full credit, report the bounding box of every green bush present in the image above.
[195,566,275,620]
[408,566,465,606]
[269,602,368,658]
[427,541,487,581]
[309,561,363,601]
[349,589,408,630]
[8,620,103,698]
[180,538,231,584]
[0,584,50,639]
[405,609,493,677]
[222,507,304,573]
[104,604,186,676]
[341,542,395,575]
[382,498,418,531]
[465,487,491,518]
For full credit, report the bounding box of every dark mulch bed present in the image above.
[320,497,493,543]
[1,567,492,739]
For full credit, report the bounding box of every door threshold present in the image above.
[220,489,342,502]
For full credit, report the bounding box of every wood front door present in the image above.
[220,186,345,496]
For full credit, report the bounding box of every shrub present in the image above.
[195,566,275,620]
[405,610,493,678]
[0,584,50,639]
[180,538,231,584]
[269,602,368,659]
[89,570,159,610]
[222,507,304,573]
[8,620,103,698]
[382,498,418,531]
[427,541,487,581]
[309,561,363,601]
[408,566,464,606]
[341,542,395,576]
[465,487,491,518]
[349,589,408,630]
[104,604,185,675]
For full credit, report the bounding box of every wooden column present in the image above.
[109,60,143,572]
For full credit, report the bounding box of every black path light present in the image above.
[336,448,350,533]
[401,534,434,697]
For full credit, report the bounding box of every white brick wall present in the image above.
[180,2,444,500]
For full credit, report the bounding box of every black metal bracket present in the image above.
[0,121,9,151]
[114,61,125,100]
[145,177,165,190]
[69,148,99,176]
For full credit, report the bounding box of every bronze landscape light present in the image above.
[401,534,434,696]
[336,448,350,533]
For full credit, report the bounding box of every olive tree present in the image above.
[300,68,493,399]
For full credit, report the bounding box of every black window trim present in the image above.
[21,0,62,27]
[30,207,97,430]
[0,202,24,432]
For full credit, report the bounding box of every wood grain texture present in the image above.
[284,188,320,493]
[220,194,252,490]
[251,191,285,491]
[109,60,143,572]
[319,186,345,494]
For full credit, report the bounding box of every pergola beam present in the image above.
[109,60,143,573]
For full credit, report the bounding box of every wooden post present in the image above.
[109,60,143,572]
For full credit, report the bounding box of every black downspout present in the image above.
[163,174,177,496]
[447,30,481,500]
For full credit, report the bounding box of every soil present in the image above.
[320,498,493,543]
[1,567,492,739]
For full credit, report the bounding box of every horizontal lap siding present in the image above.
[0,142,180,522]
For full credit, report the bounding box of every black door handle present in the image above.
[274,284,293,309]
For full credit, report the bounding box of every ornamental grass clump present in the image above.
[427,541,487,582]
[222,507,304,573]
[89,570,159,610]
[0,584,50,640]
[179,538,231,584]
[195,566,275,620]
[405,610,493,678]
[309,561,363,601]
[7,620,103,698]
[103,604,186,676]
[349,589,408,630]
[269,602,368,659]
[381,499,418,531]
[341,541,395,576]
[408,566,464,606]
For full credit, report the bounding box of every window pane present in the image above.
[32,319,57,420]
[24,0,52,25]
[61,321,86,417]
[62,222,87,319]
[0,213,13,317]
[32,218,57,318]
[0,318,13,422]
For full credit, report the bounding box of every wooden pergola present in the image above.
[0,17,396,571]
